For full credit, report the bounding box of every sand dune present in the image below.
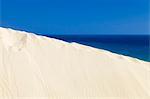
[0,27,150,99]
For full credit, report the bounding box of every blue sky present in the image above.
[0,0,149,35]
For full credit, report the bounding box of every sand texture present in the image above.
[0,27,150,99]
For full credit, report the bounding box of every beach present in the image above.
[0,27,150,98]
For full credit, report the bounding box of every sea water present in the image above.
[44,35,150,62]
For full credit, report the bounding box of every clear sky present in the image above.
[0,0,149,35]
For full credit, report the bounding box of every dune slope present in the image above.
[0,27,150,98]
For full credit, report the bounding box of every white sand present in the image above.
[0,27,150,99]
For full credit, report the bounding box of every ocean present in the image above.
[42,35,150,62]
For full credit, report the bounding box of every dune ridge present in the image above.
[0,27,150,98]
